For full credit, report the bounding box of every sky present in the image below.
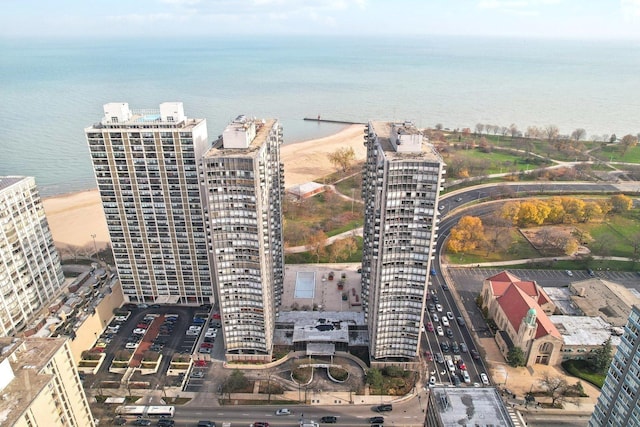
[1,0,640,39]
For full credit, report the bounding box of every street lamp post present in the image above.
[90,233,98,257]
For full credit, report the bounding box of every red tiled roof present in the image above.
[488,271,550,306]
[496,284,561,340]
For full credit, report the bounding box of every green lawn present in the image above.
[446,229,540,265]
[562,359,605,389]
[451,149,551,174]
[580,212,640,258]
[592,144,640,163]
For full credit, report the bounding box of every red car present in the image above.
[137,323,149,329]
[426,322,434,332]
[200,342,214,348]
[425,351,433,361]
[457,360,466,370]
[194,360,207,367]
[212,313,221,319]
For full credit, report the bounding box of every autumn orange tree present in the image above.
[446,216,485,254]
[306,230,328,262]
[501,196,614,226]
[610,194,633,212]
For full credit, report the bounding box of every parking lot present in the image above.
[85,304,223,392]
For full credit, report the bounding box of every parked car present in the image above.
[456,316,465,326]
[191,371,205,378]
[133,328,146,335]
[429,376,436,386]
[426,322,434,332]
[425,351,433,361]
[470,349,480,360]
[200,342,214,348]
[587,268,595,277]
[441,316,449,327]
[198,347,211,354]
[435,304,443,312]
[436,326,444,336]
[125,342,139,349]
[434,353,444,364]
[566,270,573,277]
[460,342,468,353]
[440,342,449,352]
[446,311,454,320]
[446,328,453,338]
[186,329,200,336]
[451,341,460,353]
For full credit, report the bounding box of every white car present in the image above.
[125,342,139,349]
[186,329,200,336]
[429,376,436,386]
[205,328,218,338]
[132,328,146,335]
[275,409,292,416]
[566,270,573,277]
[462,370,471,383]
[441,317,450,327]
[436,326,444,336]
[480,373,490,386]
[436,304,443,312]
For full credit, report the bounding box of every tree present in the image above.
[563,238,580,256]
[366,368,384,394]
[571,128,586,141]
[538,374,579,408]
[446,216,485,254]
[509,124,519,138]
[592,338,613,374]
[306,230,328,262]
[543,124,559,142]
[222,369,249,398]
[434,123,443,130]
[620,134,639,156]
[610,194,633,212]
[507,347,526,367]
[475,123,485,136]
[327,146,356,173]
[500,201,521,226]
[328,237,357,262]
[582,201,603,222]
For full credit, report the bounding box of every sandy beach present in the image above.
[42,124,366,250]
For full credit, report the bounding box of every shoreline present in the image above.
[42,124,366,249]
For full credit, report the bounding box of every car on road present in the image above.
[113,417,126,425]
[455,197,463,202]
[436,325,444,336]
[429,376,436,386]
[460,342,468,353]
[432,313,439,323]
[461,370,471,383]
[425,351,433,361]
[133,420,151,426]
[451,341,460,354]
[369,416,384,424]
[446,328,453,338]
[427,303,435,312]
[275,408,292,416]
[470,349,480,360]
[374,404,393,412]
[446,311,454,320]
[435,304,443,312]
[320,416,338,423]
[434,353,445,364]
[426,322,434,332]
[250,422,269,427]
[438,205,445,211]
[157,419,175,427]
[440,342,449,352]
[456,316,466,327]
[480,373,490,386]
[197,422,215,427]
[566,270,573,277]
[441,316,449,327]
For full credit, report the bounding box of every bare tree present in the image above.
[571,128,586,141]
[475,123,485,136]
[539,374,579,408]
[543,125,559,142]
[509,124,519,138]
[501,126,509,137]
[434,123,443,130]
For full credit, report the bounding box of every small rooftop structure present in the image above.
[287,182,326,199]
[543,286,581,315]
[368,121,441,161]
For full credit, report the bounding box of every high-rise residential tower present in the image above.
[85,103,212,304]
[360,121,445,364]
[590,305,640,426]
[0,176,65,336]
[200,116,284,361]
[0,337,95,427]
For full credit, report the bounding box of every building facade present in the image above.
[0,337,95,427]
[85,103,212,304]
[0,176,65,336]
[360,121,445,363]
[200,116,284,361]
[590,305,640,426]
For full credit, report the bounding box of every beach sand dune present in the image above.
[43,124,366,249]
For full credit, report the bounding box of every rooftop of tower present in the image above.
[204,117,278,158]
[368,121,443,162]
[0,337,69,426]
[0,176,29,192]
[88,102,204,130]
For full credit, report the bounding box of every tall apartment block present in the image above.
[200,116,284,361]
[85,103,212,304]
[0,176,65,336]
[360,121,445,363]
[0,337,95,427]
[590,305,640,426]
